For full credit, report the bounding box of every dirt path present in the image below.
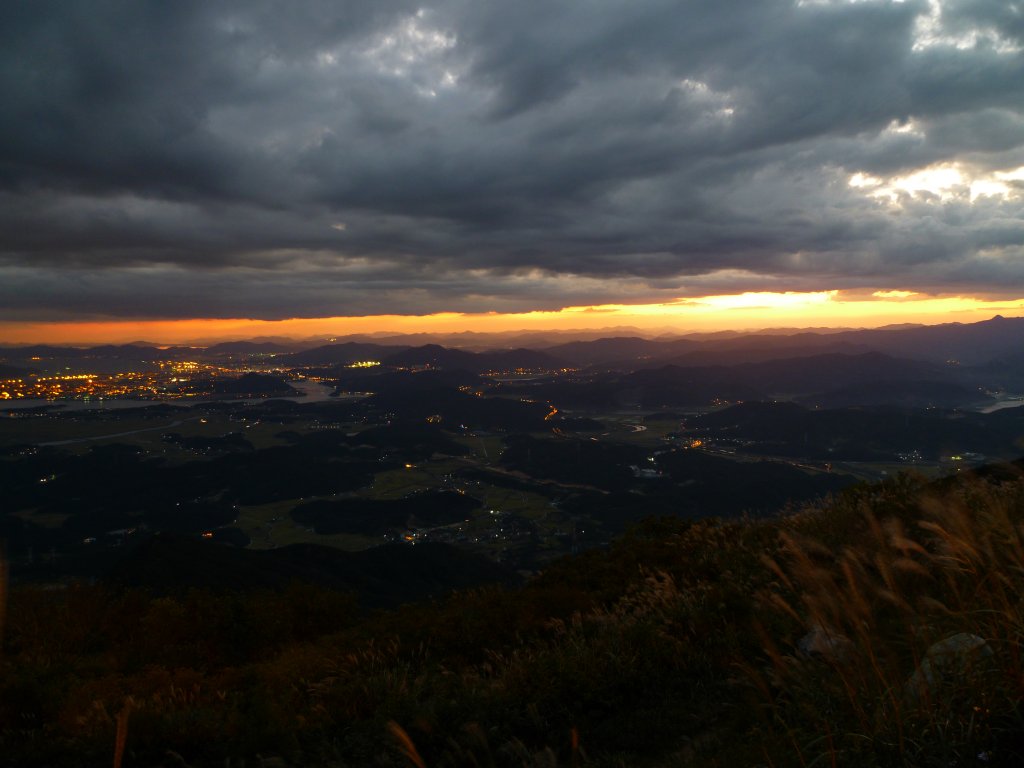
[39,417,202,446]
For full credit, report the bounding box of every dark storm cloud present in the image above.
[2,0,1023,321]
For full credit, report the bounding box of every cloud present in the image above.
[1,0,1023,321]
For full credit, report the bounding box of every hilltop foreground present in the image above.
[3,465,1024,767]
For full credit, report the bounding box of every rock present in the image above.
[905,632,994,704]
[159,752,191,768]
[797,624,852,663]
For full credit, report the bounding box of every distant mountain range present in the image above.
[493,350,991,410]
[2,316,1022,388]
[279,315,1024,369]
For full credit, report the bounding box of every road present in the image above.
[39,416,202,446]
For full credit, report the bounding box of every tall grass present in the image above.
[752,474,1024,766]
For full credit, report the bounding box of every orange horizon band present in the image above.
[2,292,1023,345]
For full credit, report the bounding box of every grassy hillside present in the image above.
[2,466,1023,766]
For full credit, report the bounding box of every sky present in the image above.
[2,0,1024,343]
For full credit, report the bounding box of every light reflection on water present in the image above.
[978,398,1024,414]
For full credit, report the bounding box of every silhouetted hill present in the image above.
[383,344,480,369]
[723,352,949,394]
[0,363,34,378]
[619,351,940,403]
[211,372,297,396]
[333,368,480,393]
[980,348,1024,389]
[665,339,875,367]
[620,365,765,405]
[689,401,1024,460]
[203,341,293,355]
[530,353,964,408]
[281,342,407,365]
[798,379,991,408]
[651,448,856,516]
[692,315,1024,366]
[543,336,700,366]
[475,347,562,371]
[363,383,550,431]
[378,344,563,373]
[107,535,515,607]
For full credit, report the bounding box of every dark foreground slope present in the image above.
[3,463,1024,767]
[106,535,516,607]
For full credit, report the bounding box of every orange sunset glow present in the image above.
[3,291,1023,346]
